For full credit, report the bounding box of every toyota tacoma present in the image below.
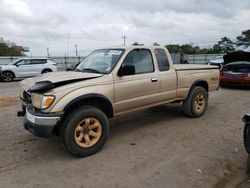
[17,45,219,157]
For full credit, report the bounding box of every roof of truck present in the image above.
[98,45,167,51]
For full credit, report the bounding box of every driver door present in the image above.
[114,49,161,115]
[16,59,33,77]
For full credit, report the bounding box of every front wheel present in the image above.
[2,71,14,82]
[60,106,109,157]
[182,86,208,117]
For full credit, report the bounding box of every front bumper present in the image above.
[23,104,61,138]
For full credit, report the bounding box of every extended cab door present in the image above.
[154,48,177,100]
[113,48,161,114]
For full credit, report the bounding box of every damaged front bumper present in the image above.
[18,104,61,138]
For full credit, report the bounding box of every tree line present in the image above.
[165,29,250,54]
[0,40,24,56]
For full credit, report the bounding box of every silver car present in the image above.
[0,58,57,82]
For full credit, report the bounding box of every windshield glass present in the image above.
[10,59,21,65]
[77,49,124,74]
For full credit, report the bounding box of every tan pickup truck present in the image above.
[17,45,219,157]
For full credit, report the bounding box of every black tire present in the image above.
[60,106,109,157]
[244,125,248,150]
[246,154,250,175]
[41,69,52,74]
[182,86,208,118]
[2,71,14,82]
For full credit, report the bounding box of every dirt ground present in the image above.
[0,81,250,188]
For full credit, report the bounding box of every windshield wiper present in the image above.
[81,68,102,74]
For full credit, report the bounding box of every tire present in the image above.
[41,69,52,74]
[182,86,208,117]
[244,125,248,150]
[247,154,250,174]
[2,71,14,82]
[60,106,109,157]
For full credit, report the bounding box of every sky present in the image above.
[0,0,250,56]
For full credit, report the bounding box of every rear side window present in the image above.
[30,59,47,64]
[154,49,170,71]
[122,49,154,74]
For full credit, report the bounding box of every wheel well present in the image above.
[2,70,15,78]
[42,69,52,73]
[64,94,114,119]
[192,80,208,91]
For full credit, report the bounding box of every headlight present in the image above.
[31,94,55,109]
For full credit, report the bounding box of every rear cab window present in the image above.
[154,48,170,71]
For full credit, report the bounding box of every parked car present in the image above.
[208,56,224,68]
[220,52,250,86]
[17,45,219,157]
[0,58,57,82]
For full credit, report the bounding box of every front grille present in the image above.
[224,72,245,79]
[23,91,31,104]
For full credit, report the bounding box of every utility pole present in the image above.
[67,33,70,56]
[75,44,78,57]
[47,48,50,57]
[122,35,127,46]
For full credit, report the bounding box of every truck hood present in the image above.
[223,51,250,65]
[21,71,103,93]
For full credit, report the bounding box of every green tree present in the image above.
[236,29,250,48]
[0,41,23,56]
[165,44,181,53]
[211,44,222,53]
[217,37,235,53]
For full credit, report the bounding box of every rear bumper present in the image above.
[23,104,61,138]
[220,77,250,85]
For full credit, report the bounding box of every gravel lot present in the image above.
[0,81,250,188]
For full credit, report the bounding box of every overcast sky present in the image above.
[1,0,250,56]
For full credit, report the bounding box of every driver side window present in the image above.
[17,60,30,66]
[122,49,154,74]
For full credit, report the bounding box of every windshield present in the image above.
[77,49,124,74]
[10,59,21,65]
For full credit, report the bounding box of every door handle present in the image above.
[151,78,158,82]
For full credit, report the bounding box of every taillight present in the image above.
[243,73,248,79]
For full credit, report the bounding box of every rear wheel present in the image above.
[2,71,14,82]
[60,106,109,157]
[41,69,52,74]
[182,86,208,117]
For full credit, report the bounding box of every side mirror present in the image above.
[118,64,135,77]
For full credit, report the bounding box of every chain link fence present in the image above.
[0,53,225,69]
